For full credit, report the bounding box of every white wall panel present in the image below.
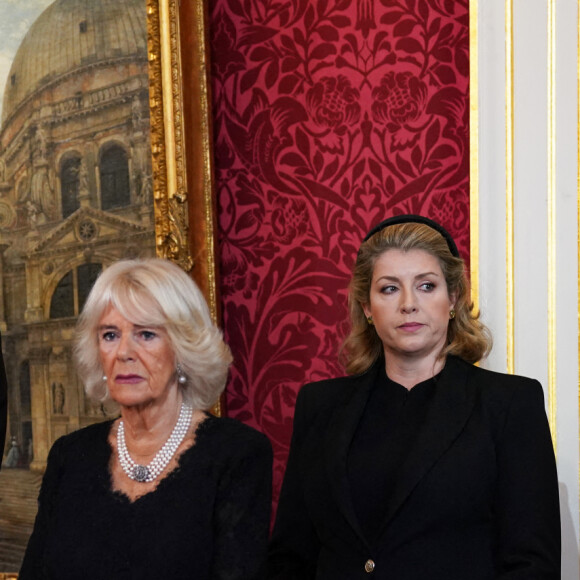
[478,0,508,373]
[476,0,579,575]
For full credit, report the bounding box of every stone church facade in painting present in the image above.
[0,0,155,470]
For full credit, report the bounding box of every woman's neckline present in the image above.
[384,356,447,390]
[105,411,214,505]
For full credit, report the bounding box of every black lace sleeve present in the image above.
[211,425,273,580]
[19,436,66,579]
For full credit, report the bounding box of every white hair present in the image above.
[74,258,232,410]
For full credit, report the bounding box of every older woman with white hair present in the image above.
[20,258,272,580]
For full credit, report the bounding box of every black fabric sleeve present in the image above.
[493,380,561,579]
[268,386,320,580]
[19,436,65,579]
[211,431,273,580]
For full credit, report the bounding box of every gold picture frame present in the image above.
[147,0,222,418]
[147,0,220,322]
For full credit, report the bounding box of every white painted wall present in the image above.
[476,1,579,576]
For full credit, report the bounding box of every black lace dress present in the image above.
[20,414,273,580]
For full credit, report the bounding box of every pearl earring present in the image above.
[176,364,187,384]
[102,375,107,381]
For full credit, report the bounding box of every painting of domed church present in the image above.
[0,0,155,477]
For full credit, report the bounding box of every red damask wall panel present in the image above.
[208,0,470,509]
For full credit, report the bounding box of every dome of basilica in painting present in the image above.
[2,0,147,124]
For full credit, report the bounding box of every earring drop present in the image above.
[367,316,374,326]
[449,309,456,320]
[176,364,187,384]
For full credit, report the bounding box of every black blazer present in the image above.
[268,355,560,580]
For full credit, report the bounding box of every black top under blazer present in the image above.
[268,355,561,580]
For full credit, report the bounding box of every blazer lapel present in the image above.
[380,356,477,530]
[324,361,381,549]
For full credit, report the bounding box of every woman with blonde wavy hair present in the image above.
[21,258,272,580]
[269,215,560,580]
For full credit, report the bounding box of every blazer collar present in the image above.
[324,355,477,547]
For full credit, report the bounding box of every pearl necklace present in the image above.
[117,402,193,483]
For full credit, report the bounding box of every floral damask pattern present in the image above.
[209,0,470,510]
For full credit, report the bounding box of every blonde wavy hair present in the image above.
[74,258,232,410]
[342,222,492,374]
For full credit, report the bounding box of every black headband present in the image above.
[362,214,460,258]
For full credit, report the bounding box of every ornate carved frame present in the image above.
[147,0,219,320]
[146,0,223,417]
